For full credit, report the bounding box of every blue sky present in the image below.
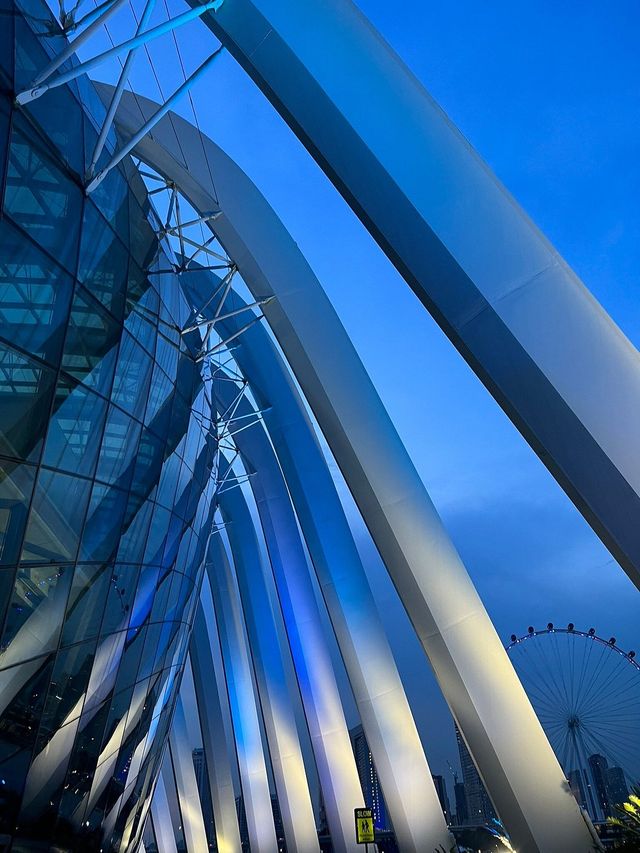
[88,0,640,793]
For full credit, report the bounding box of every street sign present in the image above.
[354,807,375,844]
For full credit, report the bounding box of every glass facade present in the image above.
[0,1,218,849]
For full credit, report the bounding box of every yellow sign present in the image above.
[354,808,375,844]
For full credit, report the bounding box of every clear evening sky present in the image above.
[88,0,640,790]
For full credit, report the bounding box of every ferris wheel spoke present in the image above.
[518,642,572,717]
[576,641,612,712]
[550,632,575,713]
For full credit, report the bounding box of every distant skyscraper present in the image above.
[432,775,451,824]
[454,779,468,826]
[350,724,389,830]
[192,748,216,849]
[607,767,628,809]
[568,769,588,812]
[589,754,612,818]
[455,724,496,825]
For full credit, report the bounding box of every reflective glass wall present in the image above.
[0,1,217,849]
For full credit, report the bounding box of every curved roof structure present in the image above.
[2,1,634,851]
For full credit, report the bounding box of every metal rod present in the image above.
[25,0,127,89]
[16,1,224,105]
[88,0,157,177]
[86,46,225,193]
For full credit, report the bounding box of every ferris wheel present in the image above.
[506,624,640,822]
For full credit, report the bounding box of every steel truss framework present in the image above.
[6,2,636,852]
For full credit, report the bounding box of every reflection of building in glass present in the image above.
[192,748,216,848]
[455,725,496,825]
[350,724,389,830]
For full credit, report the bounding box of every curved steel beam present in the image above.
[206,534,279,853]
[197,0,640,590]
[215,457,321,853]
[196,280,453,852]
[190,608,243,853]
[106,88,596,852]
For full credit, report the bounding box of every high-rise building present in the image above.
[350,724,389,830]
[455,724,496,825]
[454,779,469,826]
[607,767,628,810]
[432,774,451,824]
[589,754,612,818]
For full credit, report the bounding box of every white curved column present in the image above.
[107,90,597,852]
[206,534,279,853]
[216,465,320,853]
[190,611,243,853]
[199,0,640,591]
[168,695,209,853]
[151,772,178,853]
[205,349,451,851]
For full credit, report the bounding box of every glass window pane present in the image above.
[61,284,119,395]
[111,332,152,421]
[0,563,72,657]
[0,460,36,567]
[0,656,53,835]
[15,18,83,173]
[79,482,128,563]
[0,218,73,366]
[60,562,111,647]
[42,378,108,477]
[21,470,91,563]
[3,115,82,274]
[95,405,141,489]
[78,202,128,321]
[0,341,56,463]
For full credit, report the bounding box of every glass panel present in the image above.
[36,639,98,747]
[21,469,91,563]
[79,482,128,563]
[60,562,111,647]
[0,218,73,366]
[84,117,129,238]
[78,201,128,321]
[0,656,53,835]
[15,18,83,173]
[100,567,138,637]
[0,460,36,567]
[0,0,14,88]
[95,405,141,489]
[124,256,151,313]
[61,284,119,395]
[129,194,157,270]
[117,496,152,565]
[0,341,56,463]
[130,428,165,498]
[42,377,108,477]
[144,362,175,428]
[0,563,72,658]
[3,115,82,274]
[111,332,152,421]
